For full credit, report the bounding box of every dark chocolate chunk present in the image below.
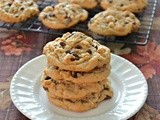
[87,49,92,54]
[60,41,66,47]
[120,4,124,6]
[72,53,79,58]
[66,50,72,54]
[49,13,55,17]
[94,45,98,49]
[45,76,51,80]
[108,0,113,3]
[20,7,24,11]
[8,3,12,6]
[43,86,48,91]
[71,72,78,78]
[75,45,82,49]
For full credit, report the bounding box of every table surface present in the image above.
[0,1,160,120]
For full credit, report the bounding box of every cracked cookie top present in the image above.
[0,0,39,23]
[43,32,111,72]
[39,2,88,29]
[100,0,148,13]
[88,8,141,36]
[58,0,99,9]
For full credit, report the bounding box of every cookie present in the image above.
[47,89,113,112]
[39,2,88,29]
[45,64,111,84]
[100,0,148,13]
[43,32,111,72]
[88,9,141,36]
[58,0,98,9]
[0,0,39,23]
[42,75,112,99]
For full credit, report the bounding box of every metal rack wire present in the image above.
[0,0,157,45]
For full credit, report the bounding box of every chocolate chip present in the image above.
[87,49,92,54]
[43,86,48,91]
[104,95,111,100]
[29,2,33,6]
[71,72,77,78]
[108,0,113,3]
[120,4,124,6]
[44,15,48,19]
[45,76,51,80]
[15,15,19,18]
[125,14,129,17]
[94,45,98,49]
[8,3,12,6]
[49,13,55,17]
[125,22,129,24]
[75,45,82,49]
[71,57,79,61]
[72,53,79,58]
[20,7,24,11]
[54,66,59,70]
[52,5,55,8]
[133,22,136,25]
[66,50,71,54]
[60,41,66,47]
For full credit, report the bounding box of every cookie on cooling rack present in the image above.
[43,32,111,72]
[0,0,39,23]
[100,0,148,13]
[39,2,88,29]
[58,0,99,9]
[88,8,141,36]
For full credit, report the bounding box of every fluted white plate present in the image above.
[10,54,148,120]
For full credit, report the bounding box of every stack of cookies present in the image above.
[41,32,113,112]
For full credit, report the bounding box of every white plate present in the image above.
[10,54,148,120]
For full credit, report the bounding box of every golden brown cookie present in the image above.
[58,0,99,9]
[42,74,112,99]
[43,32,111,72]
[100,0,148,13]
[45,64,111,84]
[39,2,88,29]
[47,89,113,112]
[0,0,39,23]
[88,9,141,36]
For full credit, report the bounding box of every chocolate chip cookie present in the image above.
[43,32,111,72]
[88,8,141,36]
[100,0,148,13]
[0,0,39,23]
[58,0,99,9]
[45,64,111,83]
[39,2,88,29]
[42,75,112,99]
[47,88,113,112]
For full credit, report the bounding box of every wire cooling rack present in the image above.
[0,0,158,45]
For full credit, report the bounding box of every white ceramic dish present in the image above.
[10,54,148,120]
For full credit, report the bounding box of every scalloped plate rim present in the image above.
[10,54,148,120]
